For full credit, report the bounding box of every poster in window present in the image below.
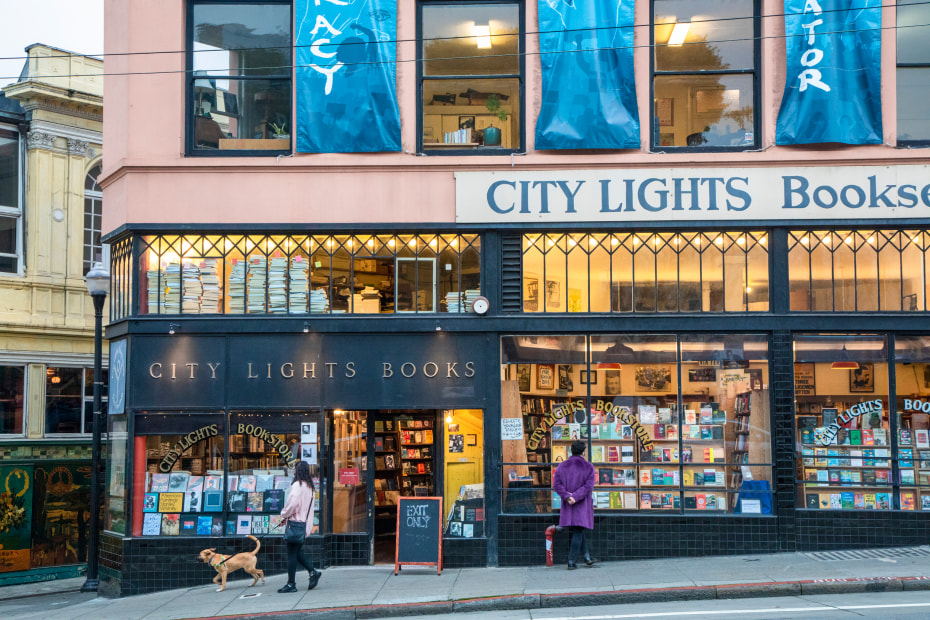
[634,366,672,393]
[536,364,555,390]
[794,363,816,396]
[849,363,874,393]
[558,365,573,391]
[523,274,539,311]
[580,370,597,385]
[546,280,561,309]
[655,98,673,126]
[517,364,531,392]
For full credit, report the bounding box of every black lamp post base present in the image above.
[80,578,99,593]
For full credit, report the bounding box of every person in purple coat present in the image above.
[552,440,597,569]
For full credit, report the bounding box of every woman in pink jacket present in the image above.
[276,461,321,592]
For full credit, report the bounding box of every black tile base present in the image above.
[796,510,930,551]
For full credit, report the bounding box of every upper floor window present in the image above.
[45,366,108,435]
[0,365,25,435]
[84,164,103,274]
[419,1,523,153]
[652,0,759,150]
[897,0,930,146]
[0,125,22,274]
[522,231,769,313]
[187,1,292,154]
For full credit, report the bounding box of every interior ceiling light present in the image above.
[474,24,492,49]
[669,22,690,46]
[831,344,860,370]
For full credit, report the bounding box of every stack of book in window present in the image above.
[246,256,267,313]
[463,289,480,313]
[181,262,203,313]
[267,256,287,313]
[228,259,246,313]
[445,291,463,313]
[288,256,308,313]
[309,288,329,313]
[163,262,181,314]
[147,267,165,313]
[200,258,221,314]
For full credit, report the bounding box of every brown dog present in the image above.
[198,534,265,592]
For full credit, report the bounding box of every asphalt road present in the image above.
[380,590,930,620]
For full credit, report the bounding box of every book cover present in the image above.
[142,513,162,535]
[168,471,190,493]
[699,407,714,424]
[711,426,723,440]
[226,519,236,535]
[872,428,888,446]
[685,410,697,424]
[703,447,711,463]
[689,425,701,439]
[609,491,623,509]
[922,495,930,511]
[876,493,891,510]
[816,470,829,483]
[203,490,223,512]
[183,489,202,513]
[841,492,854,509]
[591,445,605,462]
[864,493,877,509]
[158,492,184,513]
[607,446,620,463]
[850,429,862,445]
[699,426,712,440]
[854,493,866,509]
[150,473,171,492]
[666,425,677,440]
[712,409,726,425]
[681,447,692,463]
[236,515,252,534]
[814,449,827,465]
[640,469,652,485]
[143,493,158,512]
[239,476,257,492]
[551,425,563,440]
[901,470,916,485]
[552,492,562,510]
[916,429,930,448]
[197,515,213,535]
[621,445,634,463]
[830,494,841,509]
[655,424,666,439]
[684,496,697,509]
[902,491,916,510]
[862,430,874,445]
[204,475,222,491]
[598,468,615,485]
[806,493,819,508]
[227,490,247,512]
[696,493,707,510]
[247,492,263,512]
[639,406,657,424]
[161,513,180,535]
[640,493,652,509]
[900,429,913,445]
[182,518,196,534]
[226,475,239,492]
[212,516,225,536]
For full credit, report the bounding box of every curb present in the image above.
[191,576,926,620]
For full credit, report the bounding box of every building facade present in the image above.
[0,44,106,584]
[99,0,930,596]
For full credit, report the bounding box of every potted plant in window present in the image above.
[269,118,289,140]
[483,93,508,147]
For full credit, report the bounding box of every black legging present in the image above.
[567,526,590,563]
[286,540,314,584]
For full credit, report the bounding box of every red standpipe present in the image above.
[545,525,559,567]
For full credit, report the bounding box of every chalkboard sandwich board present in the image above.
[395,496,443,575]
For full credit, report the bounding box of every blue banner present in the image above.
[295,0,400,153]
[776,0,882,145]
[535,0,639,150]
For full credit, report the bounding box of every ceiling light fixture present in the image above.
[669,22,690,46]
[474,24,492,49]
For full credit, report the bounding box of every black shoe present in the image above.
[277,583,298,593]
[308,569,322,590]
[567,562,578,570]
[584,555,599,567]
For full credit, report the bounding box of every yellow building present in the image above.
[0,44,105,584]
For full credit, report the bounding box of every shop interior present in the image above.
[331,408,484,564]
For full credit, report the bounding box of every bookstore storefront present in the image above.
[98,332,492,596]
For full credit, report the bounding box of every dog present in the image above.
[198,534,265,592]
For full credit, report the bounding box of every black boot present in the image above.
[308,569,322,590]
[277,582,297,593]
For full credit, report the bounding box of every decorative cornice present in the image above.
[67,138,88,156]
[27,131,57,150]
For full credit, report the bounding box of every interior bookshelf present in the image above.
[399,416,436,497]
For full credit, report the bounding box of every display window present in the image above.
[897,0,930,146]
[442,409,484,539]
[794,335,892,510]
[138,233,480,316]
[134,413,225,536]
[500,334,772,515]
[895,336,930,510]
[228,411,318,535]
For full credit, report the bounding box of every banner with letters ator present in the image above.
[534,0,639,150]
[295,0,401,153]
[775,0,882,145]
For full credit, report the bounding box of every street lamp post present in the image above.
[81,261,109,593]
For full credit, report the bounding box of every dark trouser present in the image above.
[567,526,589,563]
[286,541,314,584]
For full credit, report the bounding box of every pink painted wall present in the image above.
[102,0,923,232]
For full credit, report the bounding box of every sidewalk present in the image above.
[5,546,930,620]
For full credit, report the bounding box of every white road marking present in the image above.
[538,601,930,619]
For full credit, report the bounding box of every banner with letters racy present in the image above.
[776,0,882,145]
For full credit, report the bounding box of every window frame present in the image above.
[84,163,103,275]
[0,364,27,437]
[649,0,761,153]
[896,0,930,147]
[184,0,293,157]
[44,364,109,437]
[416,0,526,156]
[0,123,24,275]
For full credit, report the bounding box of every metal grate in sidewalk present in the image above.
[805,546,930,561]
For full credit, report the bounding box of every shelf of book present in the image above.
[398,416,436,496]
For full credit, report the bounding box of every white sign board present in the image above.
[455,165,930,223]
[501,418,524,441]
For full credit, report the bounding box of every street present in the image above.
[380,591,930,620]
